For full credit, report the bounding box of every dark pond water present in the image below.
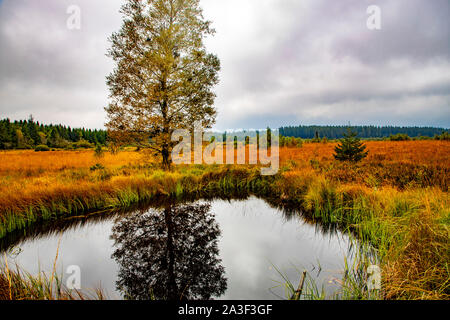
[0,197,357,300]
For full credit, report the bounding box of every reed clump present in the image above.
[382,200,450,300]
[0,264,105,300]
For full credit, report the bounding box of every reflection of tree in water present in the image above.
[111,203,227,300]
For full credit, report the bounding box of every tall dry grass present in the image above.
[0,265,105,300]
[0,140,448,300]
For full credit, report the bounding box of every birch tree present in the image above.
[105,0,220,169]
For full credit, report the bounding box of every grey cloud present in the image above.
[0,0,123,126]
[332,0,450,64]
[205,0,450,129]
[0,0,449,130]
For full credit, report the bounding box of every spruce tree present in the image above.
[334,128,368,162]
[48,129,61,148]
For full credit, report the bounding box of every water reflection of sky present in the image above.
[210,197,351,299]
[3,197,353,300]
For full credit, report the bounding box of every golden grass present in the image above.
[0,149,142,175]
[279,140,450,166]
[0,140,448,223]
[280,141,449,190]
[0,140,448,300]
[0,265,105,300]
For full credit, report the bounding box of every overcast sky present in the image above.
[0,0,449,130]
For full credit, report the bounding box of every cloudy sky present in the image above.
[0,0,449,130]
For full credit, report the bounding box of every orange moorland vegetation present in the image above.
[281,140,449,190]
[0,140,448,214]
[0,140,448,300]
[1,140,448,173]
[280,140,450,166]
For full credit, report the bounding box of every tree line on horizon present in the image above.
[0,117,448,150]
[279,125,448,140]
[0,117,107,150]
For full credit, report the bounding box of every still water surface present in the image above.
[1,197,355,299]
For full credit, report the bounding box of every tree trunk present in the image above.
[164,206,178,300]
[160,83,171,170]
[162,145,171,170]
